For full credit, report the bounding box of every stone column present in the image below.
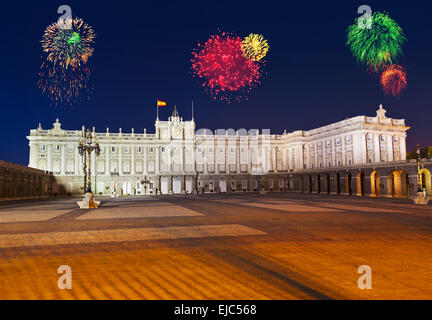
[105,145,110,176]
[47,144,52,172]
[156,147,160,173]
[144,146,148,174]
[29,143,38,168]
[119,147,123,174]
[75,144,80,174]
[181,145,185,172]
[131,145,135,175]
[341,138,346,166]
[295,144,304,170]
[61,144,66,175]
[331,142,336,167]
[387,136,394,162]
[374,134,381,163]
[351,174,362,196]
[237,142,241,173]
[91,150,96,183]
[400,135,407,161]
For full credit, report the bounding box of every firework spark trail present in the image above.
[42,18,95,69]
[191,33,263,102]
[346,11,406,71]
[380,64,407,96]
[38,62,94,106]
[39,17,96,107]
[241,33,269,61]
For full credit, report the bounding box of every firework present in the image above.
[38,61,93,106]
[41,17,95,69]
[191,33,263,102]
[380,64,407,96]
[347,12,406,71]
[241,33,269,61]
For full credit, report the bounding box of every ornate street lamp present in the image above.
[413,144,429,204]
[77,129,101,208]
[416,144,422,192]
[141,176,150,195]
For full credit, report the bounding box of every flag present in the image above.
[157,100,167,107]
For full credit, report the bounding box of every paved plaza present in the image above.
[0,193,431,300]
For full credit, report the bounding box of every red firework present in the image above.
[191,33,262,102]
[380,64,407,96]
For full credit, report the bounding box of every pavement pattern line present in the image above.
[76,205,203,220]
[0,210,72,223]
[241,202,342,212]
[0,224,266,248]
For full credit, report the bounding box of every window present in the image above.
[123,163,130,173]
[54,145,60,151]
[124,146,129,153]
[112,147,117,153]
[381,135,385,142]
[394,136,398,143]
[68,145,74,152]
[336,138,341,145]
[149,147,154,153]
[137,147,142,153]
[348,159,352,165]
[67,162,74,173]
[40,145,46,151]
[346,136,352,143]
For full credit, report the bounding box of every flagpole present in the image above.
[192,100,194,121]
[157,101,159,121]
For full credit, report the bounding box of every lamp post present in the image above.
[416,144,422,192]
[193,140,199,194]
[141,176,150,195]
[77,129,101,208]
[413,144,429,204]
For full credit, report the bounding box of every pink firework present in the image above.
[191,33,263,102]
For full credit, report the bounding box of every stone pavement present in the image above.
[0,193,431,300]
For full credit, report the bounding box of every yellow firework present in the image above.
[241,34,269,61]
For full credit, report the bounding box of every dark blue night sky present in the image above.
[1,1,431,165]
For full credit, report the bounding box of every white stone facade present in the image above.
[27,105,409,195]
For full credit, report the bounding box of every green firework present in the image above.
[67,32,81,45]
[346,11,406,71]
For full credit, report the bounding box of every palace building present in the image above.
[27,104,410,196]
